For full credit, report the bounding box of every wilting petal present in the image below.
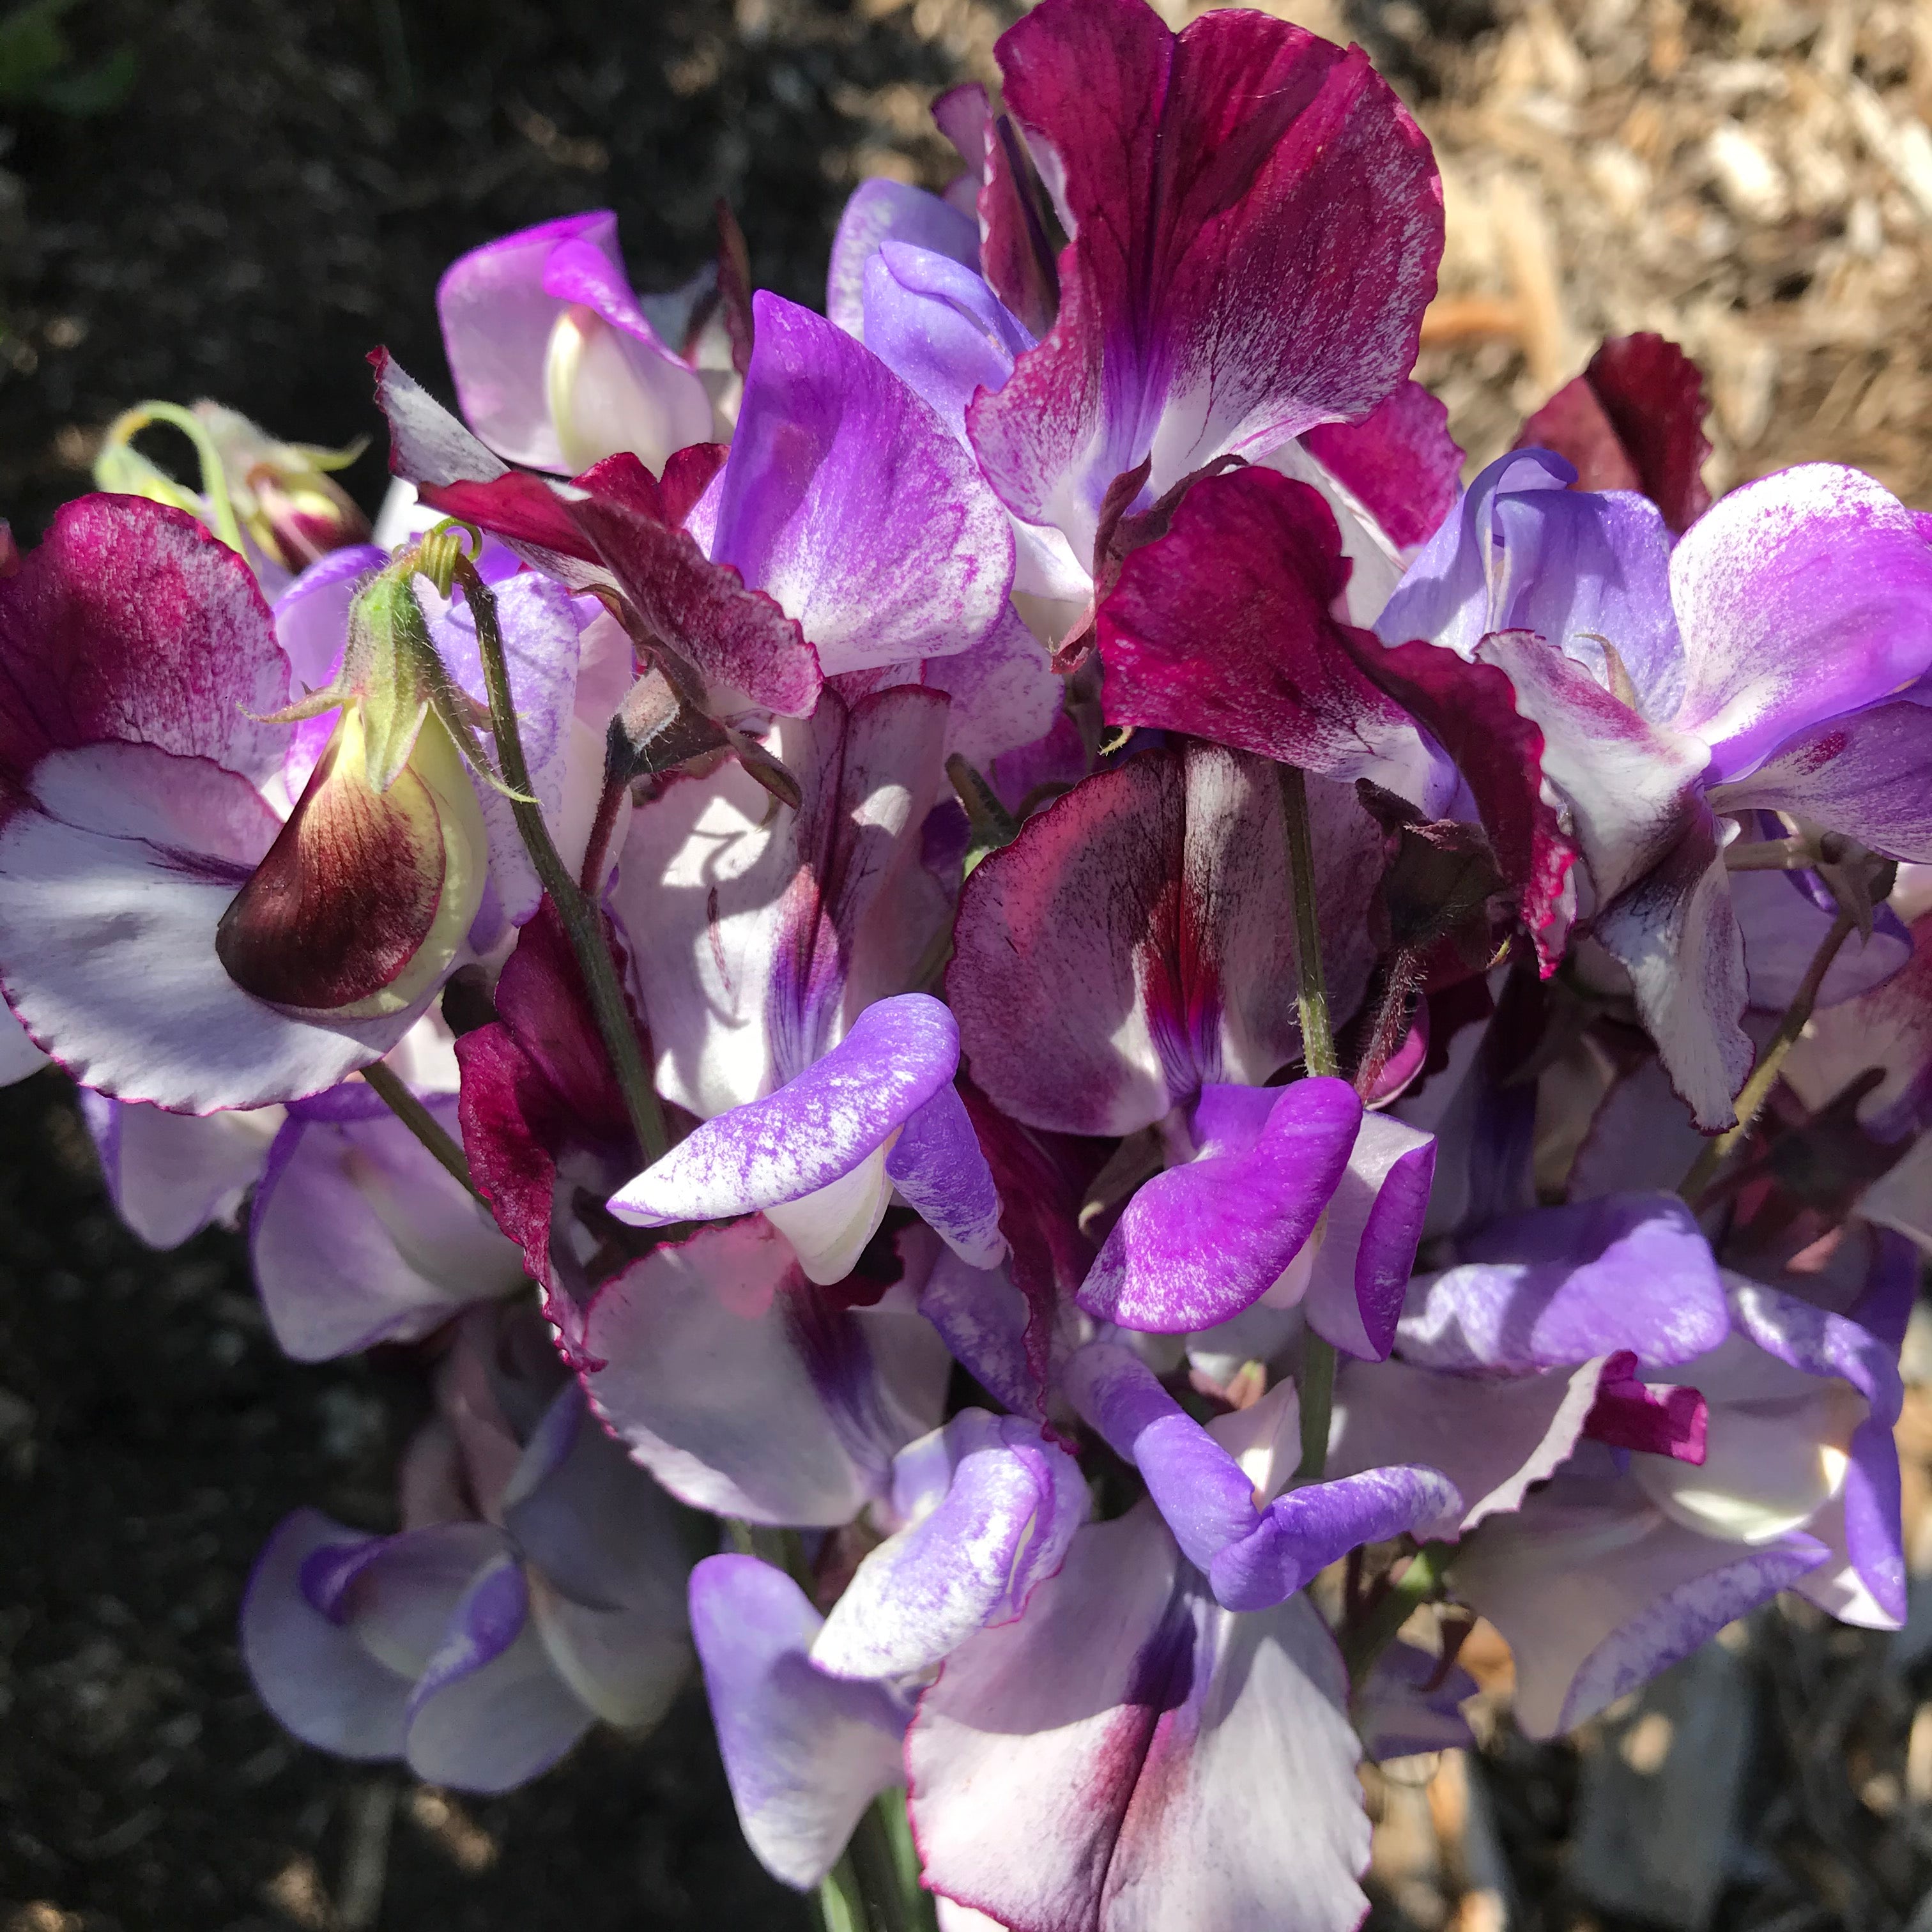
[813,1411,1087,1678]
[1712,700,1932,864]
[610,995,962,1278]
[251,1089,524,1361]
[437,211,709,473]
[1301,381,1462,551]
[707,295,1015,677]
[909,1501,1370,1932]
[1591,799,1752,1130]
[582,1219,951,1525]
[80,1091,279,1248]
[618,686,951,1119]
[402,1555,594,1791]
[827,179,980,338]
[0,494,293,814]
[949,740,1379,1135]
[1399,1193,1729,1374]
[691,1556,908,1889]
[1450,1472,1827,1736]
[1329,1353,1614,1535]
[240,1510,413,1759]
[1077,1078,1364,1333]
[0,743,420,1110]
[1515,334,1713,533]
[1669,464,1932,782]
[970,0,1441,562]
[1301,1113,1438,1361]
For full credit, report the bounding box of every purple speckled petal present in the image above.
[828,181,981,338]
[1398,1193,1729,1373]
[908,1499,1370,1932]
[402,1554,594,1792]
[1792,1414,1906,1629]
[813,1410,1087,1678]
[917,1250,1042,1420]
[1209,1464,1462,1614]
[1669,464,1932,783]
[691,1554,910,1890]
[1450,1473,1827,1736]
[583,1220,951,1527]
[1302,1113,1437,1362]
[1077,1078,1363,1333]
[1712,700,1932,864]
[610,995,961,1273]
[709,294,1015,677]
[1328,1353,1611,1535]
[240,1510,411,1760]
[886,1079,1007,1269]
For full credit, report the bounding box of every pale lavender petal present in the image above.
[828,180,980,338]
[921,602,1062,770]
[525,1575,690,1729]
[274,545,384,703]
[1731,862,1912,1012]
[1450,1475,1827,1736]
[861,243,1031,442]
[1301,1113,1437,1362]
[813,1411,1087,1678]
[1354,1641,1479,1762]
[1669,464,1932,782]
[1328,1353,1611,1534]
[1791,1414,1905,1629]
[917,1250,1039,1418]
[1726,1275,1901,1423]
[500,1381,692,1623]
[1567,1055,1706,1201]
[690,1554,909,1890]
[0,742,417,1112]
[240,1510,411,1759]
[1398,1194,1728,1373]
[1076,1078,1363,1333]
[403,1555,594,1791]
[909,1502,1370,1932]
[709,295,1015,677]
[582,1220,951,1526]
[610,994,962,1228]
[81,1091,277,1248]
[250,1094,525,1361]
[885,1080,1006,1269]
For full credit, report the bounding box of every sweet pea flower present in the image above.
[243,1307,692,1791]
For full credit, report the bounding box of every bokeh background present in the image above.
[4,1,1932,1927]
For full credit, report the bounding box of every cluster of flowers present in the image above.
[3,0,1929,1922]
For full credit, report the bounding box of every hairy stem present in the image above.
[1282,763,1340,1481]
[360,1061,484,1204]
[1342,1542,1456,1685]
[450,556,670,1165]
[1678,908,1855,1205]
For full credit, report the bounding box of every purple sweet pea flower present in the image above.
[437,211,716,475]
[242,1310,691,1791]
[1377,451,1932,1126]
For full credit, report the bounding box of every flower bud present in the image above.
[216,569,488,1019]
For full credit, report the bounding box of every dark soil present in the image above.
[0,1,989,1924]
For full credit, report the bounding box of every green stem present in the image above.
[1678,908,1855,1205]
[1282,763,1340,1481]
[845,1799,916,1932]
[1280,765,1337,1079]
[1342,1542,1456,1684]
[452,557,670,1165]
[104,402,247,555]
[360,1061,485,1205]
